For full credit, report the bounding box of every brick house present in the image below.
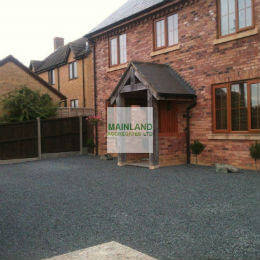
[86,0,260,170]
[30,37,94,109]
[0,55,66,115]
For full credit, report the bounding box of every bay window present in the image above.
[213,80,260,133]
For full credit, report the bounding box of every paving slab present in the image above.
[43,241,157,260]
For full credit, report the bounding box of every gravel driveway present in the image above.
[0,156,259,260]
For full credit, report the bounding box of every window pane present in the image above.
[168,14,178,46]
[119,34,127,64]
[73,62,78,78]
[75,99,79,108]
[238,0,252,29]
[51,70,55,84]
[251,83,260,129]
[220,0,236,35]
[215,87,228,130]
[231,83,248,131]
[110,38,118,66]
[69,64,73,79]
[156,19,165,48]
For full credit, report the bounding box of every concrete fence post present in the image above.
[37,117,42,159]
[79,116,83,155]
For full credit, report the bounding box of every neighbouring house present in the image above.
[86,0,260,170]
[0,55,66,115]
[30,37,94,109]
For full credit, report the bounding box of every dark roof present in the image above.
[30,60,42,71]
[132,62,195,96]
[0,55,66,100]
[31,37,90,73]
[109,61,195,103]
[87,0,173,37]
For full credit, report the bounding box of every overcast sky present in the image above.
[0,0,127,66]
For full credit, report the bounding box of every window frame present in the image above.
[48,69,55,85]
[217,0,255,38]
[153,13,179,51]
[108,33,127,67]
[212,79,260,133]
[70,99,79,108]
[68,61,78,80]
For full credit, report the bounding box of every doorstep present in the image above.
[43,241,157,260]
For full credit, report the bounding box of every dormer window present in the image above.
[69,61,78,80]
[154,13,178,50]
[48,69,55,85]
[109,33,127,67]
[218,0,254,37]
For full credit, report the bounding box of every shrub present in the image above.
[190,140,206,164]
[250,142,260,171]
[0,86,58,123]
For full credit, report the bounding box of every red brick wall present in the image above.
[94,0,260,170]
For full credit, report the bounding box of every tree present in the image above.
[190,140,206,164]
[0,86,58,123]
[250,142,260,172]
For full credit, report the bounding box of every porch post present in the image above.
[116,94,127,166]
[147,90,159,170]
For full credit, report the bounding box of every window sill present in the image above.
[208,133,260,141]
[213,27,258,45]
[150,44,181,57]
[107,63,128,72]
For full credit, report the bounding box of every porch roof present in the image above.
[109,61,196,104]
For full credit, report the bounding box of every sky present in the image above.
[0,0,128,66]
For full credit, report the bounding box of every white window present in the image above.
[69,61,78,80]
[70,99,79,108]
[48,69,55,85]
[109,33,127,66]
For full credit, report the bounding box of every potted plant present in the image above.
[190,140,206,164]
[86,138,96,154]
[250,142,260,172]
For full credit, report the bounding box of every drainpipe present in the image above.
[92,41,98,156]
[82,57,86,107]
[57,67,60,92]
[184,96,197,164]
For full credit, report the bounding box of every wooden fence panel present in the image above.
[0,121,38,160]
[41,117,80,154]
[0,117,94,160]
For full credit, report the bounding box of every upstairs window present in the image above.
[69,61,78,80]
[219,0,254,37]
[213,80,260,133]
[70,99,79,108]
[109,33,127,67]
[48,69,55,85]
[154,13,178,50]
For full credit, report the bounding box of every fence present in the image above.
[0,117,94,160]
[56,108,94,118]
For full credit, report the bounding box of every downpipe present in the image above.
[183,96,197,164]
